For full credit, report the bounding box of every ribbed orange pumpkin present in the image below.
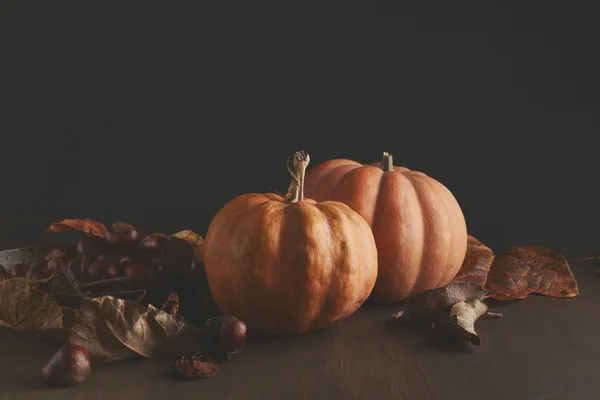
[303,152,468,302]
[203,151,378,334]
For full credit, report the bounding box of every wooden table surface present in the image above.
[1,262,599,400]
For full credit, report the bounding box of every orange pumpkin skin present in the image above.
[203,153,378,335]
[303,153,468,302]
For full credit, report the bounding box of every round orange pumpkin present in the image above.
[303,152,468,302]
[203,151,378,335]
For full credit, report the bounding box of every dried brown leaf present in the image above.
[452,235,495,286]
[0,278,67,338]
[162,293,181,317]
[46,218,107,237]
[485,246,579,300]
[171,230,204,262]
[68,295,197,362]
[432,298,489,346]
[393,282,485,323]
[173,354,218,380]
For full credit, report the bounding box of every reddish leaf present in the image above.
[46,219,107,237]
[485,246,579,300]
[173,354,218,380]
[452,235,495,286]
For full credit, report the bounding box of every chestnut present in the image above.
[26,260,45,279]
[104,222,140,247]
[49,275,72,294]
[216,315,248,354]
[160,237,194,277]
[29,259,48,272]
[98,250,133,267]
[42,344,91,387]
[186,258,205,280]
[200,315,247,359]
[46,257,68,275]
[76,235,107,260]
[45,245,75,261]
[136,251,162,270]
[86,260,120,281]
[30,269,50,292]
[9,263,30,278]
[139,234,167,252]
[123,264,158,289]
[0,264,7,279]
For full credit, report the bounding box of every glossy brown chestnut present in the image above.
[87,260,120,281]
[139,234,167,252]
[123,264,159,288]
[26,260,46,279]
[104,222,140,247]
[45,245,75,261]
[49,275,72,294]
[216,315,248,354]
[30,269,50,291]
[9,263,30,278]
[97,250,133,267]
[76,235,107,260]
[136,251,162,270]
[42,344,91,387]
[160,237,194,277]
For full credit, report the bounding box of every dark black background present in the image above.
[1,2,598,252]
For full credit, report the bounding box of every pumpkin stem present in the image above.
[381,152,394,172]
[285,151,310,203]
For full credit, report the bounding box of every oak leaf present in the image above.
[68,295,197,362]
[485,246,579,300]
[0,278,68,338]
[46,218,107,237]
[452,235,495,286]
[171,230,205,262]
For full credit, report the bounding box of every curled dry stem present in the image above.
[284,151,310,204]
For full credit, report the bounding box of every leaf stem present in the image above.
[485,311,503,318]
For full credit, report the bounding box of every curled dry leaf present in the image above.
[390,282,502,346]
[68,295,197,362]
[394,282,485,323]
[452,235,495,286]
[432,298,489,346]
[173,354,218,380]
[0,278,68,339]
[162,293,181,317]
[171,230,205,263]
[46,218,107,237]
[485,246,579,300]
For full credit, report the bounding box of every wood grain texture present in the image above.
[1,263,600,400]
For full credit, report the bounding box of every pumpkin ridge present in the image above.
[243,200,287,326]
[309,203,336,329]
[411,175,458,294]
[426,177,468,285]
[401,174,426,297]
[282,202,314,332]
[367,169,386,238]
[371,172,424,301]
[314,202,357,327]
[409,175,450,294]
